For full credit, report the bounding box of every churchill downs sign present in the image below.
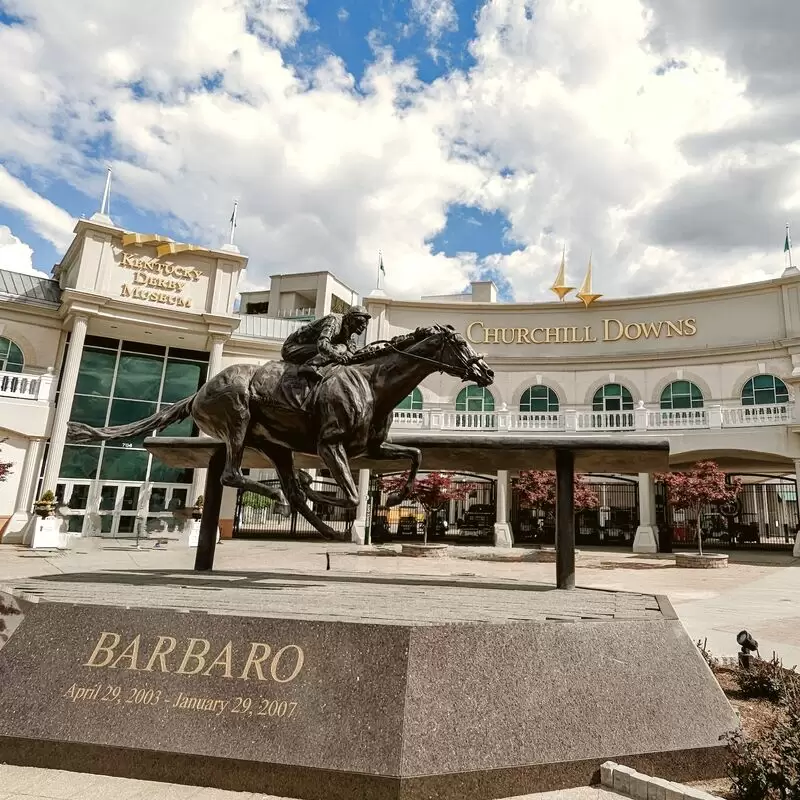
[466,317,697,345]
[117,250,204,309]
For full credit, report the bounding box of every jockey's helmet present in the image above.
[345,305,371,320]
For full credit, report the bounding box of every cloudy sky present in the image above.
[0,0,797,301]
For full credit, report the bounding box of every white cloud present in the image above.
[0,226,49,277]
[337,7,349,22]
[0,166,75,251]
[411,0,458,41]
[0,0,797,304]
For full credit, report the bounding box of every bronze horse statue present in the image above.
[67,324,494,539]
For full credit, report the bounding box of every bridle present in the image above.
[379,326,485,381]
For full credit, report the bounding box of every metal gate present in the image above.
[234,478,356,539]
[511,479,639,547]
[368,473,497,545]
[656,476,797,551]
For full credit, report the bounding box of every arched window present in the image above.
[0,337,24,373]
[592,383,634,412]
[456,385,495,412]
[741,375,789,406]
[660,380,704,410]
[519,385,559,413]
[396,388,423,411]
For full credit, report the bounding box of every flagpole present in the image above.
[229,200,239,246]
[788,223,794,270]
[377,250,382,290]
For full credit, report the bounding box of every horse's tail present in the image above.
[67,395,195,443]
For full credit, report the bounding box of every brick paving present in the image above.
[1,568,663,626]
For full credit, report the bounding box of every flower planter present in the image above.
[675,552,728,569]
[400,543,449,558]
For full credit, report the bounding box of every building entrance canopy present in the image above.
[145,434,669,589]
[145,433,670,473]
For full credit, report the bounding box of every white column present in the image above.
[633,472,658,553]
[493,469,513,548]
[207,335,226,377]
[793,460,800,558]
[2,438,44,542]
[352,468,371,545]
[41,315,89,493]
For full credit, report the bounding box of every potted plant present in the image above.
[191,495,204,520]
[33,490,56,518]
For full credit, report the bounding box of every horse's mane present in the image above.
[348,325,439,364]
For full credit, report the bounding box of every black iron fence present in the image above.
[655,478,797,551]
[368,473,497,545]
[234,477,355,539]
[511,480,639,547]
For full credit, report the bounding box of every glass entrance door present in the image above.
[55,482,192,538]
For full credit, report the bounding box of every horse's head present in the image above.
[420,324,494,387]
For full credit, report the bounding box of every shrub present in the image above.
[735,653,799,702]
[696,638,719,670]
[726,689,800,799]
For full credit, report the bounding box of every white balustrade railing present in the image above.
[576,410,635,431]
[508,412,564,431]
[647,409,709,429]
[390,402,796,434]
[0,369,53,402]
[721,403,792,427]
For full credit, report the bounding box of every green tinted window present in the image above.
[0,337,24,372]
[69,395,109,426]
[108,399,157,446]
[162,360,206,404]
[75,348,116,397]
[455,386,495,412]
[741,375,789,406]
[99,448,149,481]
[158,415,196,438]
[519,386,559,412]
[592,384,634,411]
[113,353,163,400]
[59,445,101,479]
[660,381,704,410]
[395,388,423,411]
[149,459,194,484]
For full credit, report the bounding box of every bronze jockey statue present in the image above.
[281,305,372,381]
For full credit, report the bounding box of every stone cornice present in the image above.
[379,273,800,314]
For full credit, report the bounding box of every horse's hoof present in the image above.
[275,503,291,518]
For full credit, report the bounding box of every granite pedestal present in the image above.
[0,570,738,800]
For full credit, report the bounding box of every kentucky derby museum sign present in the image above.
[465,317,697,345]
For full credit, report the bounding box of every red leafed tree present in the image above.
[0,444,11,484]
[380,472,476,543]
[515,470,600,514]
[655,461,741,555]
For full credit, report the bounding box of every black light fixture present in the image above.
[736,630,759,669]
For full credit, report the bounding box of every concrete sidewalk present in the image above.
[1,537,797,662]
[0,765,625,800]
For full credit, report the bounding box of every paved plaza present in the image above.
[0,764,626,800]
[1,538,797,663]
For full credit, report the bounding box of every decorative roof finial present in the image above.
[550,244,574,302]
[576,252,603,308]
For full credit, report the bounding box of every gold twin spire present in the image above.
[550,246,603,307]
[550,245,574,301]
[576,252,603,307]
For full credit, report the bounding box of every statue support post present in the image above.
[194,447,225,571]
[555,448,576,590]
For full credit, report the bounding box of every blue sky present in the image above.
[0,0,796,301]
